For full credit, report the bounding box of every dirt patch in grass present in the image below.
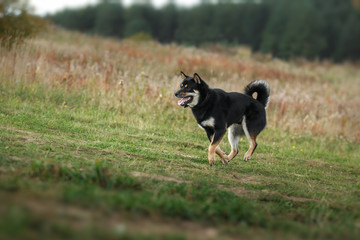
[222,186,260,198]
[1,191,229,240]
[225,186,314,202]
[231,173,263,185]
[129,171,316,203]
[130,171,190,184]
[283,195,314,202]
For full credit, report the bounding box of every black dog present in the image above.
[175,72,270,166]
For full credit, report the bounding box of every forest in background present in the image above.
[47,0,360,61]
[1,1,360,239]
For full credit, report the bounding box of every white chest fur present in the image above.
[200,117,215,128]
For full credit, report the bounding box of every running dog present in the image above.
[175,72,270,166]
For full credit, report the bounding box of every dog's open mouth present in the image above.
[178,96,193,107]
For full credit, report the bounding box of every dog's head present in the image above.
[174,72,205,108]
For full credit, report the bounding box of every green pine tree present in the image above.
[94,2,124,37]
[335,10,360,61]
[277,0,326,59]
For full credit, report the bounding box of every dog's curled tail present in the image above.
[244,80,270,108]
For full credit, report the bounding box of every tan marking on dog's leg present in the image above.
[216,146,229,164]
[208,137,223,166]
[228,149,239,161]
[244,136,257,162]
[242,116,257,162]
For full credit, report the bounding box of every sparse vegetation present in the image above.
[0,28,359,239]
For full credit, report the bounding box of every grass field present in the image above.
[0,28,359,240]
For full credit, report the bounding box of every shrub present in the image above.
[125,32,154,42]
[0,0,46,47]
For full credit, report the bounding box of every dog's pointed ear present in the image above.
[180,71,188,79]
[193,73,201,84]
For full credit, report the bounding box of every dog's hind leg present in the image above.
[242,117,260,162]
[227,124,242,161]
[243,135,257,162]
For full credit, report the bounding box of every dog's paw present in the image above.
[243,151,252,162]
[243,156,251,162]
[220,156,229,164]
[208,157,215,166]
[227,149,239,161]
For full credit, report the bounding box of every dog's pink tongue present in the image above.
[178,97,190,106]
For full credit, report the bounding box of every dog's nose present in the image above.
[174,92,179,97]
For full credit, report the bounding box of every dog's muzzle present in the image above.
[175,92,193,108]
[177,96,193,107]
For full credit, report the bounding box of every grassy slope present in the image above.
[0,29,359,240]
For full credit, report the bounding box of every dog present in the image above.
[175,72,270,166]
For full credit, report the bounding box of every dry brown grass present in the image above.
[1,27,359,142]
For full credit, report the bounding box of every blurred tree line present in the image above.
[48,0,360,61]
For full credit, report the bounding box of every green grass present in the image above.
[0,78,359,240]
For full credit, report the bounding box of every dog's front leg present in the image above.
[208,128,226,166]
